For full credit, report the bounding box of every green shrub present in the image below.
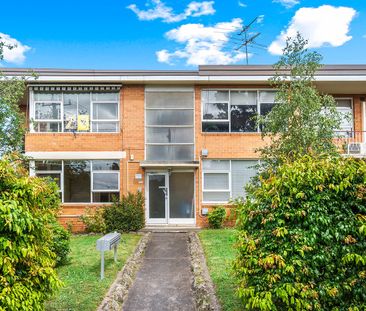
[103,192,145,232]
[80,207,106,233]
[207,207,227,229]
[234,155,366,310]
[0,155,62,310]
[50,221,71,267]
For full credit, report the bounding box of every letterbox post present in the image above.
[114,244,117,263]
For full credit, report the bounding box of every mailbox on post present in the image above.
[96,232,121,279]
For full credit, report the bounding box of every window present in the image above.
[202,159,258,203]
[202,90,277,133]
[145,89,194,161]
[31,91,119,133]
[33,160,120,203]
[335,98,353,135]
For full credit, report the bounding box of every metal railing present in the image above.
[334,130,366,156]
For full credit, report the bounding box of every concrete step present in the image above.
[140,225,201,233]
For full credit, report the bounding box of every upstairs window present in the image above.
[31,90,120,133]
[202,90,277,133]
[335,98,353,135]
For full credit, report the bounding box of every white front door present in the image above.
[146,171,195,225]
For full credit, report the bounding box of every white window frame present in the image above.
[33,101,63,132]
[334,97,354,135]
[201,89,277,133]
[32,159,120,204]
[144,87,195,161]
[202,159,259,204]
[30,90,120,133]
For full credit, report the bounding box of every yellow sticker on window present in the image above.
[78,115,90,131]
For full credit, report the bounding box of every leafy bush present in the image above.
[207,207,227,229]
[50,221,71,266]
[103,192,145,232]
[234,155,366,310]
[0,155,62,310]
[80,207,106,233]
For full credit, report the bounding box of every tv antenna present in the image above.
[235,17,266,65]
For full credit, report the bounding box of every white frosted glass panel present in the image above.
[146,110,193,126]
[260,91,276,103]
[202,90,229,102]
[231,160,257,198]
[146,127,194,143]
[202,160,230,170]
[231,91,257,105]
[35,103,61,120]
[204,173,229,190]
[146,145,194,161]
[336,99,352,108]
[203,191,230,202]
[93,103,118,120]
[93,173,119,190]
[169,172,194,218]
[92,121,118,132]
[146,92,193,108]
[92,92,119,101]
[34,92,62,101]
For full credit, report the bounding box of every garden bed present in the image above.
[45,233,141,311]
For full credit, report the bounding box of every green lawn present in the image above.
[198,229,242,311]
[46,233,141,311]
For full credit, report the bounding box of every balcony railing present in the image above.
[334,130,366,156]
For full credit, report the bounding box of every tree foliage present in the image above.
[258,33,342,167]
[0,37,28,154]
[234,155,366,310]
[0,154,62,310]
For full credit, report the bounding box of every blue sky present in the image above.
[0,0,365,69]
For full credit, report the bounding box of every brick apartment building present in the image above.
[4,65,366,231]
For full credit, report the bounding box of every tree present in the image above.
[258,33,342,167]
[0,37,28,154]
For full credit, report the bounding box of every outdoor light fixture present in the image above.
[135,173,142,180]
[201,149,209,157]
[202,208,209,216]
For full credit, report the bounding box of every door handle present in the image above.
[158,186,168,198]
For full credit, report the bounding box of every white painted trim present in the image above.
[25,151,126,160]
[145,85,194,92]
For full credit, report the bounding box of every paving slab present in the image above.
[122,233,195,311]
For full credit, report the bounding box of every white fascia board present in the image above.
[25,151,126,160]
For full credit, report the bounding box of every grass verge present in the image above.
[46,233,141,311]
[198,229,241,311]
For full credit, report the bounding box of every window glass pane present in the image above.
[202,103,228,120]
[92,160,120,171]
[231,160,257,198]
[35,160,62,171]
[259,91,276,103]
[64,93,78,131]
[35,103,61,120]
[78,93,91,115]
[335,99,353,131]
[336,99,352,108]
[34,122,61,132]
[93,103,118,120]
[203,160,230,170]
[146,127,194,144]
[93,172,119,190]
[64,161,90,202]
[93,192,119,203]
[204,173,229,190]
[146,145,194,161]
[202,122,229,132]
[169,172,194,218]
[203,191,230,202]
[231,105,257,132]
[231,91,256,105]
[92,92,119,101]
[146,110,193,126]
[34,92,62,101]
[202,90,229,102]
[36,173,61,188]
[146,92,193,108]
[92,121,118,132]
[260,103,276,117]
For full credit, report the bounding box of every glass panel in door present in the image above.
[169,172,194,219]
[148,174,167,223]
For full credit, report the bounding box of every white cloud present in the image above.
[127,0,215,23]
[0,33,30,64]
[156,18,250,66]
[238,1,247,8]
[257,15,264,24]
[273,0,300,9]
[268,5,357,55]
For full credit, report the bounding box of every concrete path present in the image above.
[122,232,195,311]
